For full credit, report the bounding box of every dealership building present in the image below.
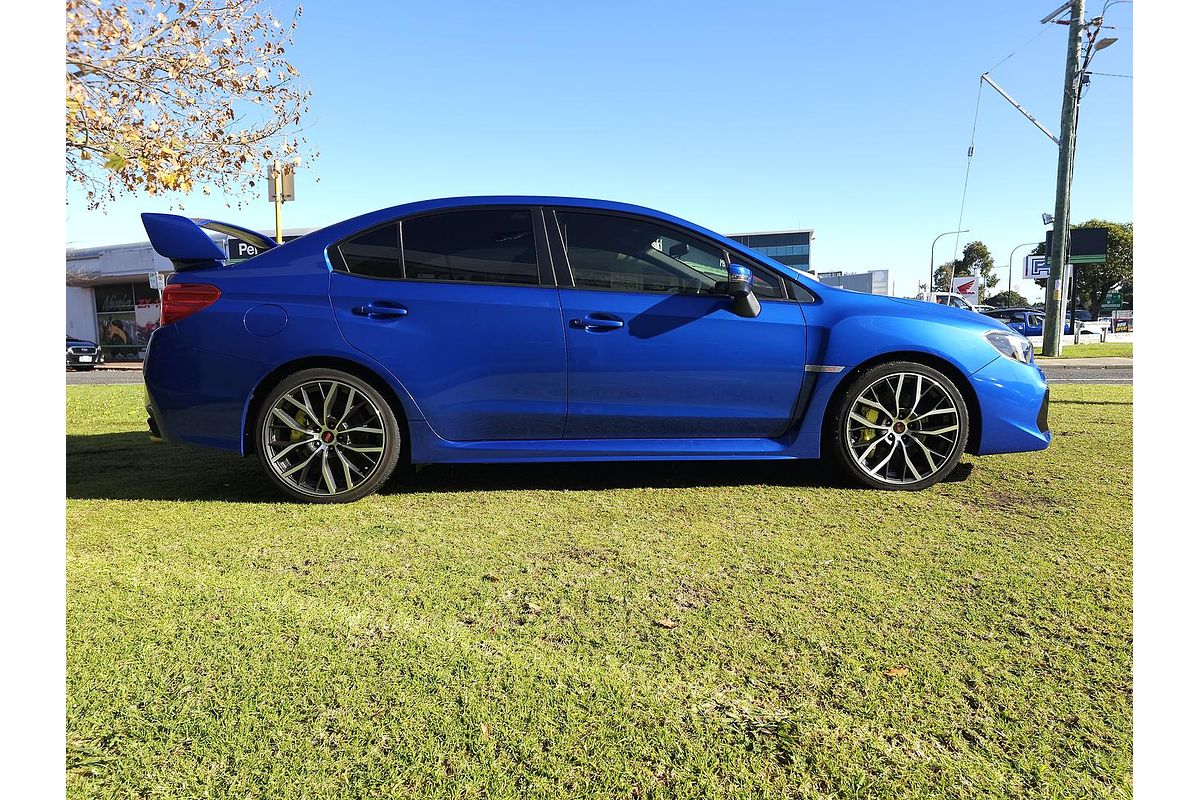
[66,228,311,361]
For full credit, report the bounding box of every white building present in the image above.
[65,228,312,360]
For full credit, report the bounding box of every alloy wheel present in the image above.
[844,371,962,485]
[261,379,388,498]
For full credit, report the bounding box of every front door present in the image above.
[550,209,807,439]
[328,208,566,441]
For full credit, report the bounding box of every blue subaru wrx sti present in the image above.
[140,197,1050,503]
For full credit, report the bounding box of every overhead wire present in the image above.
[951,21,1059,266]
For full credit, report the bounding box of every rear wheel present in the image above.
[254,368,402,503]
[831,361,969,491]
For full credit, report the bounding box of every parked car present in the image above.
[66,335,103,370]
[924,292,979,312]
[1068,307,1093,322]
[140,197,1051,502]
[983,307,1077,337]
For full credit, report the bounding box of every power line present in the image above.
[951,79,985,261]
[984,22,1057,74]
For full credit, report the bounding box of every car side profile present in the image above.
[983,307,1074,337]
[140,197,1051,502]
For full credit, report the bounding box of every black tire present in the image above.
[830,361,969,491]
[254,368,403,503]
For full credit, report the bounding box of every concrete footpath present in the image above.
[1038,357,1132,385]
[1038,357,1133,369]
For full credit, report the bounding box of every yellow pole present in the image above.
[273,158,283,243]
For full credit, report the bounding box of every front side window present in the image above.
[402,209,539,285]
[557,212,783,298]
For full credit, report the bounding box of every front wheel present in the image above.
[831,361,969,491]
[254,368,403,503]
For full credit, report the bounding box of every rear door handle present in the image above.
[352,301,408,320]
[570,313,624,332]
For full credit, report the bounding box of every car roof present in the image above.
[303,195,819,287]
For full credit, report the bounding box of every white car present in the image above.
[923,292,980,312]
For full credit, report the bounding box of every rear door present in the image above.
[548,208,807,439]
[328,207,566,441]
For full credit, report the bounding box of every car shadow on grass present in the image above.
[66,432,974,501]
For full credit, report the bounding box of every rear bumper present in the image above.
[143,324,264,453]
[970,356,1052,455]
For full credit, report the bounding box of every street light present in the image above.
[1008,241,1042,293]
[929,229,969,299]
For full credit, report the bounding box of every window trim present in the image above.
[546,207,794,302]
[327,205,553,288]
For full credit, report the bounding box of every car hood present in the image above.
[883,296,1015,333]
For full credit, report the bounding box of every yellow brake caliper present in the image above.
[857,406,880,444]
[290,410,308,442]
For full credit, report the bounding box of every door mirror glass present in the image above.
[727,264,761,318]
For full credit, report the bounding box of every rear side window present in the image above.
[337,223,401,279]
[402,210,539,285]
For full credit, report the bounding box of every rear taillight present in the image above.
[160,283,221,326]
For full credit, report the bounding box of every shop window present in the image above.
[94,281,162,360]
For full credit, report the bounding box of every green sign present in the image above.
[1103,291,1122,306]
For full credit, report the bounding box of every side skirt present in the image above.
[406,419,821,464]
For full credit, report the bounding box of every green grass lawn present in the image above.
[1056,342,1133,359]
[67,384,1132,799]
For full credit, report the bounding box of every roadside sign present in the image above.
[1101,290,1123,310]
[267,165,295,202]
[1045,227,1109,265]
[147,272,164,291]
[1111,308,1132,332]
[226,234,300,260]
[951,275,979,306]
[1023,254,1049,279]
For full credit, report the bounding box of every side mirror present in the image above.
[727,263,761,319]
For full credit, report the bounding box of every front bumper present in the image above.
[66,351,103,367]
[969,356,1053,455]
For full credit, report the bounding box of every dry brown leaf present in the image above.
[884,667,910,678]
[654,618,678,629]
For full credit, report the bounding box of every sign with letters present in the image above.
[1023,254,1049,280]
[226,235,300,261]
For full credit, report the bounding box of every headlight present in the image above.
[984,330,1034,364]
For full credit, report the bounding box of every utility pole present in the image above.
[1042,0,1085,357]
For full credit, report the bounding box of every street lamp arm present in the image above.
[929,229,970,297]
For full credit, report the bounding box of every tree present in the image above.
[1033,220,1132,315]
[984,290,1028,308]
[66,0,312,208]
[933,241,1000,294]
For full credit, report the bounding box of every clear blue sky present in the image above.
[65,0,1132,299]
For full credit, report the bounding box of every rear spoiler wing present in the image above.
[140,213,279,271]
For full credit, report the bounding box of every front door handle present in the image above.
[352,301,408,320]
[570,313,624,332]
